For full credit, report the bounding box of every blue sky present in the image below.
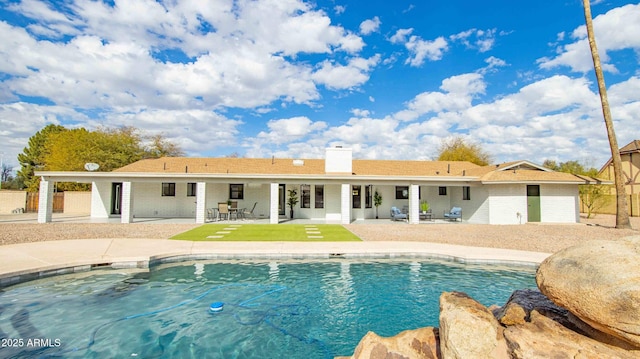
[0,0,639,170]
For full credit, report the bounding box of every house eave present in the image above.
[481,180,604,185]
[34,171,480,184]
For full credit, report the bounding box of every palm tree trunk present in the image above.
[582,0,631,229]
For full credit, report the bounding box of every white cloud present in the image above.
[0,0,367,114]
[390,28,448,66]
[249,50,638,163]
[390,28,413,44]
[404,36,448,66]
[241,72,639,165]
[312,55,381,90]
[0,0,375,164]
[254,116,327,145]
[449,28,498,52]
[391,27,500,68]
[449,29,497,52]
[538,3,640,73]
[463,75,597,128]
[392,73,486,122]
[359,16,381,35]
[475,29,497,52]
[334,5,346,15]
[350,108,371,117]
[479,56,508,74]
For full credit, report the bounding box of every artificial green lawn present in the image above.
[171,224,362,242]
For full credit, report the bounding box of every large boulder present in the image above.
[536,237,640,348]
[339,327,440,359]
[439,291,509,359]
[493,288,567,326]
[504,310,640,359]
[494,288,636,350]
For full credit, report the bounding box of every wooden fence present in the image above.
[25,192,64,213]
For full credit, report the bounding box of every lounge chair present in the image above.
[390,206,408,221]
[240,202,257,220]
[444,207,462,222]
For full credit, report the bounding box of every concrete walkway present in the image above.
[0,238,549,287]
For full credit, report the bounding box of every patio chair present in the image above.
[444,207,462,222]
[228,201,239,220]
[240,202,257,220]
[390,206,408,221]
[218,202,230,221]
[206,208,218,222]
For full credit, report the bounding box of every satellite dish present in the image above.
[84,163,100,171]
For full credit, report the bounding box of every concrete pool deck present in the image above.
[0,238,549,287]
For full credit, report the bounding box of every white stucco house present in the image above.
[34,147,598,225]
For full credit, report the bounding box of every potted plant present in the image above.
[374,190,383,219]
[287,188,299,219]
[420,200,430,214]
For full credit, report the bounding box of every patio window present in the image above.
[439,187,447,196]
[301,184,311,208]
[365,185,373,208]
[463,186,471,200]
[352,185,361,208]
[315,185,324,208]
[162,183,176,197]
[229,184,244,200]
[187,183,197,197]
[395,186,409,199]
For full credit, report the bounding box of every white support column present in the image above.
[121,181,133,224]
[37,178,53,223]
[195,182,207,224]
[270,183,279,224]
[409,184,420,224]
[341,183,351,224]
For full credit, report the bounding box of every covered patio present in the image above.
[0,212,463,225]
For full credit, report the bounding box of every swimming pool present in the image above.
[0,259,535,358]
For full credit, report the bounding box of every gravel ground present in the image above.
[346,217,640,253]
[0,215,638,254]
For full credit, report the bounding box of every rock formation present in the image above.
[537,237,640,347]
[339,236,640,359]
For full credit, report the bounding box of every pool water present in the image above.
[0,259,535,358]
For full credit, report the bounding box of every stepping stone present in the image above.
[306,231,321,234]
[223,227,238,230]
[216,231,231,234]
[307,236,324,239]
[207,235,224,239]
[230,225,242,227]
[304,225,317,227]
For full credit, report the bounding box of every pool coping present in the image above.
[0,239,550,287]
